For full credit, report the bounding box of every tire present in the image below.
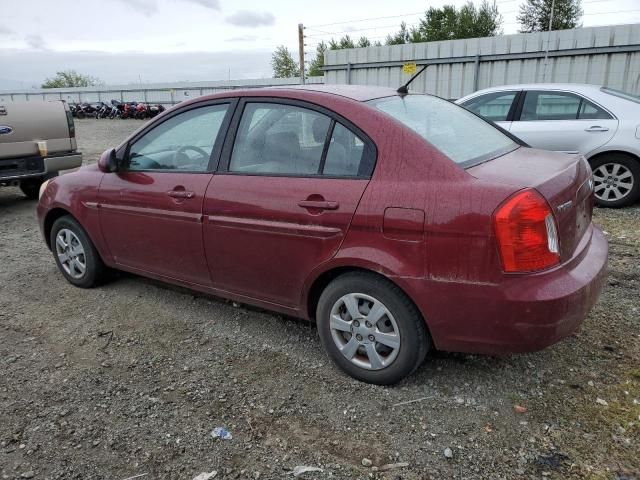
[590,153,640,208]
[19,172,57,200]
[316,271,430,385]
[50,215,106,288]
[20,178,44,199]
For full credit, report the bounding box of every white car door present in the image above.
[509,90,618,154]
[458,90,520,132]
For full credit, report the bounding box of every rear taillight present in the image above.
[493,189,560,273]
[65,110,75,138]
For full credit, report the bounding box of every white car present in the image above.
[456,84,640,207]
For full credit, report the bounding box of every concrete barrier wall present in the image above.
[0,77,325,105]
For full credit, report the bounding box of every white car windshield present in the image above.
[368,95,518,166]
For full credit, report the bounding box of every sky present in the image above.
[1,0,639,89]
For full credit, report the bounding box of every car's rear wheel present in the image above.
[591,153,640,208]
[50,216,106,288]
[316,272,430,385]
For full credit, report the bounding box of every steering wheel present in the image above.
[173,145,209,166]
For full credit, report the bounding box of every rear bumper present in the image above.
[44,153,82,173]
[0,152,82,183]
[407,225,608,355]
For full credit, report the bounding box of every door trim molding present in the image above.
[206,214,342,238]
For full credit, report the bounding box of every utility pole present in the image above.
[298,23,306,84]
[542,0,556,81]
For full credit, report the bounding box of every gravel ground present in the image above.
[1,119,638,480]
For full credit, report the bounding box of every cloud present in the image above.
[0,25,12,35]
[0,49,274,89]
[225,35,259,42]
[182,0,220,10]
[225,11,275,27]
[115,0,219,16]
[24,34,46,50]
[117,0,159,16]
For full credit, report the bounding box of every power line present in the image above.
[583,8,640,15]
[306,12,424,29]
[305,23,416,38]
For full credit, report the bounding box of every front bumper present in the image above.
[407,225,608,355]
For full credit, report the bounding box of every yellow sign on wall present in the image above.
[402,62,417,75]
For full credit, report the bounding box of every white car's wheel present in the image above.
[591,154,640,208]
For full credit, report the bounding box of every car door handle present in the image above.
[168,190,195,199]
[298,200,339,210]
[584,126,609,132]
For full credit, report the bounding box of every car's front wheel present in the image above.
[50,216,106,288]
[591,153,640,208]
[316,272,430,385]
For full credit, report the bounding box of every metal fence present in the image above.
[323,24,640,99]
[0,77,324,105]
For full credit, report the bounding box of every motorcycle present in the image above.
[73,102,99,119]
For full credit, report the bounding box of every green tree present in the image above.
[42,70,102,88]
[271,45,298,78]
[308,41,327,77]
[308,35,380,76]
[329,35,356,50]
[385,21,410,45]
[387,1,502,44]
[517,0,582,32]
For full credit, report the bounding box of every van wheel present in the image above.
[50,216,106,288]
[316,272,430,385]
[591,154,640,208]
[20,173,58,200]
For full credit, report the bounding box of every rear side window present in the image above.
[461,91,517,122]
[324,123,366,176]
[578,100,612,120]
[368,95,517,166]
[520,91,612,121]
[230,103,330,175]
[229,102,374,177]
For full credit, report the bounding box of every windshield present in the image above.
[601,87,640,104]
[368,95,517,166]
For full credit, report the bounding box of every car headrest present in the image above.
[312,116,330,143]
[264,131,300,157]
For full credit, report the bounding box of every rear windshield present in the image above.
[368,95,517,166]
[601,87,640,104]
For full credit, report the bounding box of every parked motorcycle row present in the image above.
[69,100,166,120]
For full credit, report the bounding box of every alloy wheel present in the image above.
[329,293,401,370]
[55,228,87,279]
[593,162,634,203]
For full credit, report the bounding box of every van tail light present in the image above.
[63,102,75,138]
[493,189,560,273]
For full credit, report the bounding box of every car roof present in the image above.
[461,83,604,97]
[256,84,400,102]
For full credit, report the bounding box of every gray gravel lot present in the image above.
[1,119,639,480]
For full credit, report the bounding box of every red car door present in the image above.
[98,102,233,285]
[203,99,376,307]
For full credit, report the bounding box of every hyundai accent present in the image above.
[37,85,608,384]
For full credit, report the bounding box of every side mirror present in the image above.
[98,148,118,173]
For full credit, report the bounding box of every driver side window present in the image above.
[127,104,229,172]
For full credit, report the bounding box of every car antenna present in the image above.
[397,64,430,95]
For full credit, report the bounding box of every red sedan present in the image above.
[37,85,608,385]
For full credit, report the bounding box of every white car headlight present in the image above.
[38,179,51,200]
